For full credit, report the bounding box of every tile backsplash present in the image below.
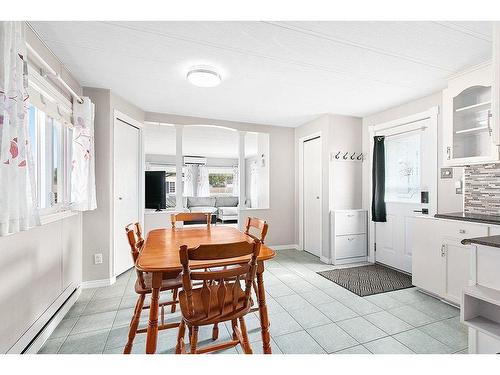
[464,163,500,215]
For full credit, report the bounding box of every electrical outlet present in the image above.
[94,253,103,265]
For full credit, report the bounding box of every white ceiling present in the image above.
[144,124,258,158]
[31,21,492,127]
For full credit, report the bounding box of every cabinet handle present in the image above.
[348,237,355,241]
[441,244,447,257]
[459,229,466,234]
[446,146,451,160]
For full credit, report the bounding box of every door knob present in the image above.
[118,197,123,200]
[316,196,319,199]
[413,209,429,214]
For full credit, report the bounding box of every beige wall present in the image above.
[361,92,464,216]
[81,89,145,283]
[294,114,363,260]
[145,112,296,247]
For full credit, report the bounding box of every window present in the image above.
[208,168,235,196]
[384,132,421,203]
[28,105,73,214]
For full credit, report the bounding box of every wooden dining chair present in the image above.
[171,212,211,228]
[175,239,261,354]
[123,223,182,354]
[211,217,269,341]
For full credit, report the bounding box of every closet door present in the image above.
[303,136,322,256]
[114,118,140,277]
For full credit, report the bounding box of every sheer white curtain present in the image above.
[0,22,39,236]
[197,165,209,197]
[183,164,194,197]
[232,166,239,197]
[71,97,97,211]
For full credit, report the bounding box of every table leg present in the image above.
[145,271,162,354]
[256,261,272,354]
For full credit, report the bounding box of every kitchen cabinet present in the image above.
[411,217,487,305]
[443,63,500,166]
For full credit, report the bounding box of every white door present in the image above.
[374,117,436,273]
[303,136,322,256]
[114,118,140,277]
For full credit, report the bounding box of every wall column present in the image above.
[238,131,246,210]
[175,124,184,211]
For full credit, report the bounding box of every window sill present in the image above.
[40,210,80,226]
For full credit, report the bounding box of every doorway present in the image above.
[303,136,322,257]
[370,108,438,273]
[114,117,141,277]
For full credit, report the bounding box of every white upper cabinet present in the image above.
[443,63,499,166]
[443,24,500,166]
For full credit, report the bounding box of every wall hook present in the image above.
[343,152,349,160]
[350,152,356,160]
[335,151,341,159]
[357,153,364,161]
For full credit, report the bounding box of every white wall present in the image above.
[361,92,464,216]
[145,112,295,247]
[0,213,82,353]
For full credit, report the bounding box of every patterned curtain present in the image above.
[183,164,194,197]
[0,22,39,236]
[71,97,97,211]
[197,165,209,197]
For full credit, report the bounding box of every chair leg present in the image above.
[123,294,145,354]
[175,320,186,354]
[212,323,219,341]
[171,288,178,313]
[190,326,199,354]
[231,319,238,340]
[239,316,253,354]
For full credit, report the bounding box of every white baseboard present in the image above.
[333,256,368,266]
[81,276,116,289]
[270,244,299,251]
[12,285,81,354]
[320,256,331,264]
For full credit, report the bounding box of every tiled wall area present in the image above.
[464,163,500,215]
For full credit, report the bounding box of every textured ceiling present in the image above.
[31,21,492,127]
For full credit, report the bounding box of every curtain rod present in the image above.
[383,126,428,138]
[25,43,84,104]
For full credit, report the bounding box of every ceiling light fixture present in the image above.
[186,66,222,87]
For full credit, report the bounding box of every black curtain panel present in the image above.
[371,136,387,222]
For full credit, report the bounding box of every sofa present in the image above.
[215,196,239,223]
[164,196,239,223]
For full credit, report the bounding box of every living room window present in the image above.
[208,167,236,196]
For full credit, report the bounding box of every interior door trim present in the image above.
[297,131,323,260]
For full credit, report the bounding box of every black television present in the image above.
[145,171,166,210]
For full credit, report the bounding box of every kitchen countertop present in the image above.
[434,212,500,225]
[461,235,500,248]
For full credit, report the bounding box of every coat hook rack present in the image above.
[331,151,364,162]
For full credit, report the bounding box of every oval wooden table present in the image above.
[136,226,276,354]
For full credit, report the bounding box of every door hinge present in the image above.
[374,243,377,252]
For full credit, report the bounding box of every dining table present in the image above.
[135,225,276,354]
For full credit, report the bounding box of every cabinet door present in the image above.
[410,218,444,296]
[444,240,472,305]
[443,64,499,165]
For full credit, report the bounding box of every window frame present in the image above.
[207,166,236,197]
[27,66,75,218]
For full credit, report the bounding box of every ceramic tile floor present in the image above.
[38,249,468,354]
